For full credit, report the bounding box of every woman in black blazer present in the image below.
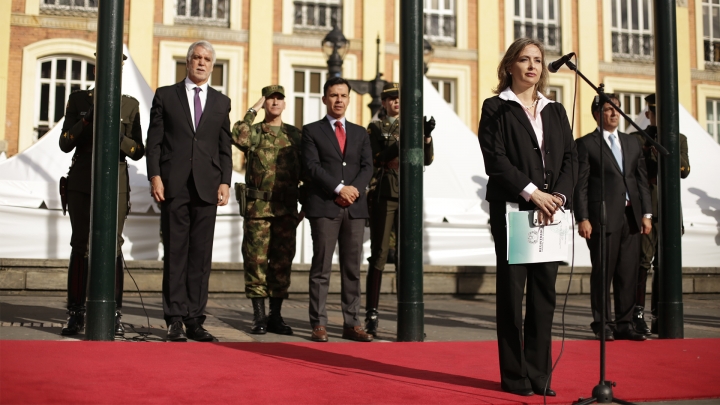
[478,38,577,397]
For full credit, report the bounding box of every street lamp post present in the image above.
[322,26,349,78]
[322,29,386,117]
[423,38,434,74]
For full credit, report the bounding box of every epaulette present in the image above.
[70,88,89,95]
[122,94,137,101]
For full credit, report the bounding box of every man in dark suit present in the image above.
[146,40,232,342]
[574,94,652,341]
[301,77,374,342]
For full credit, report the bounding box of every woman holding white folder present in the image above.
[478,37,577,397]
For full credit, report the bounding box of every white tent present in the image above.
[1,49,718,265]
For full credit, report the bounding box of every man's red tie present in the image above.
[334,121,346,155]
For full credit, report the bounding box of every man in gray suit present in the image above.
[301,77,374,342]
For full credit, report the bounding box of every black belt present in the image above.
[246,188,297,202]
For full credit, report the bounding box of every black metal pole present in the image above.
[397,0,424,342]
[655,0,684,339]
[368,36,383,116]
[85,0,124,341]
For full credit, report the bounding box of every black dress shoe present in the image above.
[594,327,614,341]
[186,325,216,342]
[166,321,187,342]
[503,387,534,396]
[61,310,85,336]
[533,387,557,396]
[615,328,647,341]
[633,306,652,336]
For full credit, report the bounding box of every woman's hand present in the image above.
[530,190,563,225]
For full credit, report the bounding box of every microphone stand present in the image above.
[556,60,668,405]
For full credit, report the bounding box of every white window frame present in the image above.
[35,56,95,141]
[293,0,342,32]
[175,0,230,27]
[706,98,720,143]
[610,0,654,60]
[429,78,456,112]
[424,0,456,45]
[615,91,648,131]
[703,0,720,64]
[291,68,329,128]
[40,0,97,13]
[546,85,563,104]
[513,0,561,53]
[175,60,229,95]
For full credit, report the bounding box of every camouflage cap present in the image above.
[262,85,285,98]
[381,82,399,99]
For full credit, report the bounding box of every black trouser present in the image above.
[636,219,658,314]
[587,206,641,333]
[366,196,398,311]
[160,175,217,327]
[66,189,128,310]
[490,202,557,392]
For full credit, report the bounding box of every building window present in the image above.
[175,61,228,95]
[610,0,653,60]
[424,0,456,45]
[703,1,720,64]
[35,56,95,140]
[41,0,97,14]
[546,85,562,104]
[430,78,456,112]
[294,0,342,31]
[616,91,648,131]
[175,0,229,27]
[292,68,328,128]
[513,0,561,53]
[707,99,720,143]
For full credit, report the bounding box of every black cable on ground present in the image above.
[120,255,163,342]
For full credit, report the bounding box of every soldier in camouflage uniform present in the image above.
[364,82,435,336]
[631,93,690,335]
[231,85,302,335]
[59,55,145,337]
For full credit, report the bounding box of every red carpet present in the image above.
[1,339,719,404]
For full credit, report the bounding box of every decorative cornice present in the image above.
[272,33,362,51]
[599,61,656,76]
[11,13,99,31]
[153,24,248,42]
[692,67,720,81]
[385,42,478,61]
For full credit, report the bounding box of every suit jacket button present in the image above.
[341,180,344,184]
[343,162,347,166]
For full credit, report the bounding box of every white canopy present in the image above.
[0,50,717,266]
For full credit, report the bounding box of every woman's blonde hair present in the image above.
[493,37,549,97]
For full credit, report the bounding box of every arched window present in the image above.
[35,56,95,140]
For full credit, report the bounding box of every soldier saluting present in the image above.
[364,82,435,336]
[59,54,145,337]
[232,85,303,335]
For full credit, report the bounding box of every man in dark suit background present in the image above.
[146,40,232,342]
[302,77,374,342]
[575,94,652,341]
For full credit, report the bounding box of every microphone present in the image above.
[548,52,575,73]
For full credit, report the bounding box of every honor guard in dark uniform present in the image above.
[631,93,690,335]
[364,82,435,336]
[231,85,302,335]
[58,54,145,337]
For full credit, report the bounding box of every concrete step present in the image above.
[1,258,719,295]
